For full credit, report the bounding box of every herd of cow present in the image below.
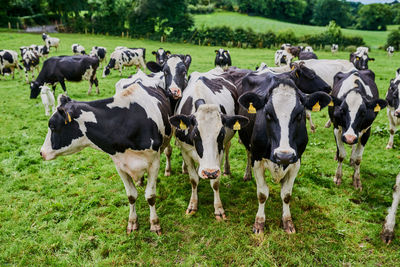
[2,35,400,244]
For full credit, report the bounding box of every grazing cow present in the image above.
[329,70,387,190]
[72,44,86,55]
[0,49,21,79]
[214,48,232,70]
[152,48,170,66]
[90,46,107,66]
[331,44,339,53]
[103,48,146,77]
[387,46,395,57]
[381,172,400,244]
[29,44,49,58]
[234,69,331,233]
[304,46,313,52]
[30,55,100,98]
[385,72,400,149]
[298,51,318,60]
[274,50,293,67]
[170,68,248,219]
[350,52,375,70]
[40,79,175,234]
[21,50,40,83]
[42,33,60,51]
[40,85,55,116]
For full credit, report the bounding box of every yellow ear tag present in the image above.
[65,111,72,124]
[328,100,334,107]
[233,121,241,130]
[295,71,299,78]
[312,101,321,112]
[248,102,256,114]
[179,120,187,130]
[291,65,295,70]
[356,58,359,61]
[374,104,381,112]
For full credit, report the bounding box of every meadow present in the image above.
[0,31,400,265]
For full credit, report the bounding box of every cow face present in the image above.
[214,49,231,69]
[239,86,331,166]
[290,63,331,94]
[30,81,41,99]
[351,53,374,70]
[331,91,387,145]
[102,58,116,77]
[42,33,47,41]
[146,55,191,100]
[386,79,400,117]
[152,48,170,65]
[171,104,248,179]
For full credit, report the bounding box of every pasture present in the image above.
[0,32,400,265]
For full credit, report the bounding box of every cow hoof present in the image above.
[252,222,265,234]
[215,213,227,221]
[386,145,393,150]
[164,170,171,177]
[353,181,362,191]
[334,176,342,186]
[310,126,316,133]
[283,217,296,234]
[126,220,139,234]
[186,208,197,215]
[150,222,162,235]
[381,228,394,244]
[324,121,332,128]
[223,171,231,176]
[243,174,252,181]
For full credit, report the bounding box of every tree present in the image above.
[311,0,352,27]
[386,28,400,50]
[356,4,392,31]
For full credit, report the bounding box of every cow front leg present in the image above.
[115,167,138,234]
[280,161,300,234]
[210,177,226,221]
[334,128,346,186]
[182,152,198,215]
[382,172,400,244]
[163,144,172,176]
[306,109,316,133]
[223,141,231,175]
[25,70,29,84]
[325,119,332,128]
[386,111,396,149]
[243,149,252,181]
[146,155,161,235]
[350,130,369,190]
[253,160,268,234]
[60,80,67,96]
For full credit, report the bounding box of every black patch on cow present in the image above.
[3,52,13,63]
[220,105,226,114]
[49,111,84,150]
[194,99,205,111]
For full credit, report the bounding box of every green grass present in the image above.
[194,11,392,49]
[1,31,400,265]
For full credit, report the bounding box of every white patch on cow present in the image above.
[82,66,94,81]
[166,56,181,90]
[342,91,363,137]
[115,70,164,94]
[271,84,297,156]
[337,72,373,98]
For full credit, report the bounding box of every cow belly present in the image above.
[264,159,300,183]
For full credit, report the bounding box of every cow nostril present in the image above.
[201,169,220,179]
[274,152,296,165]
[343,134,357,145]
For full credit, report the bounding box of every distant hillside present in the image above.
[194,11,391,48]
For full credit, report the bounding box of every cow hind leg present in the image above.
[223,141,231,175]
[306,110,316,133]
[334,128,346,186]
[243,150,252,181]
[382,172,400,244]
[253,160,268,234]
[146,155,161,235]
[325,119,332,128]
[182,154,198,215]
[163,144,172,176]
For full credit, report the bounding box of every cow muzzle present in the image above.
[200,169,220,179]
[274,151,297,166]
[170,88,182,99]
[343,134,358,145]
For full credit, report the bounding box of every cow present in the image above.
[331,44,339,54]
[170,68,248,219]
[29,44,49,58]
[329,70,387,190]
[42,33,60,51]
[0,49,21,79]
[233,68,331,234]
[274,50,293,67]
[350,52,375,70]
[385,71,400,149]
[40,85,55,116]
[280,43,291,50]
[115,69,164,94]
[90,46,107,66]
[40,77,176,234]
[72,44,86,55]
[214,49,232,70]
[387,46,395,57]
[298,51,318,60]
[356,46,369,55]
[304,46,313,52]
[287,46,302,58]
[103,48,146,77]
[152,48,170,66]
[21,49,40,83]
[20,46,28,58]
[30,55,100,98]
[381,172,400,244]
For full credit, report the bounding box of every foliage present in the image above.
[188,4,215,14]
[311,0,352,27]
[386,28,400,51]
[356,4,393,31]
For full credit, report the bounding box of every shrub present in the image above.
[386,28,400,51]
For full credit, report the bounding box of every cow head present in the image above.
[152,48,170,65]
[287,46,301,57]
[386,78,400,117]
[170,103,248,179]
[146,54,191,100]
[290,62,331,94]
[214,49,231,69]
[239,82,331,166]
[30,80,42,99]
[42,33,47,41]
[102,58,116,77]
[350,53,374,70]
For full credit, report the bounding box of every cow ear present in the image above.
[238,92,264,114]
[304,91,332,112]
[58,94,71,106]
[366,99,387,112]
[184,54,192,70]
[146,61,162,73]
[169,114,193,130]
[152,51,156,55]
[222,115,249,131]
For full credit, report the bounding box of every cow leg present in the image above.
[11,66,15,80]
[25,69,29,84]
[119,65,123,76]
[306,110,316,133]
[211,177,226,221]
[280,161,300,234]
[163,144,172,176]
[59,80,67,95]
[223,141,231,175]
[382,172,400,244]
[325,119,332,128]
[350,130,369,190]
[146,155,161,235]
[115,167,138,234]
[334,127,346,186]
[182,161,188,174]
[182,152,198,215]
[243,149,252,181]
[253,160,268,234]
[386,112,396,149]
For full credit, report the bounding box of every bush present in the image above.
[188,4,215,14]
[386,28,400,51]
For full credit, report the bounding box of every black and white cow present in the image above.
[103,48,146,77]
[42,33,60,51]
[170,68,248,219]
[331,44,339,53]
[381,172,400,244]
[90,46,107,66]
[152,48,170,66]
[30,55,100,98]
[350,51,375,70]
[0,49,21,79]
[387,46,395,57]
[280,43,291,50]
[298,51,318,60]
[304,46,313,52]
[274,50,293,67]
[40,79,175,234]
[329,70,387,190]
[30,44,49,58]
[233,69,331,234]
[72,44,86,55]
[214,49,232,70]
[21,50,40,83]
[385,71,400,149]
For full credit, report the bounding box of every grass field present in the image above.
[194,11,393,49]
[1,31,400,265]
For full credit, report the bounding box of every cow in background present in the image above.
[72,44,86,55]
[152,48,170,66]
[385,69,400,149]
[42,33,60,51]
[331,44,339,54]
[103,48,146,77]
[21,49,40,83]
[387,46,395,57]
[214,49,232,70]
[90,46,107,66]
[0,49,22,79]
